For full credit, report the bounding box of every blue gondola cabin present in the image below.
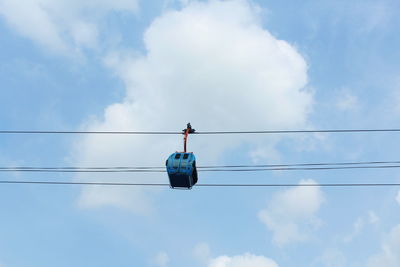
[166,152,198,189]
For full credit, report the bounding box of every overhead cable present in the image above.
[3,164,400,173]
[0,180,400,187]
[3,160,400,170]
[2,128,400,135]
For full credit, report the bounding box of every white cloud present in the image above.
[77,185,156,215]
[0,0,138,54]
[367,224,400,267]
[209,253,278,267]
[368,211,380,224]
[249,143,281,164]
[335,89,359,111]
[72,0,313,213]
[193,242,211,262]
[151,251,169,267]
[326,2,392,35]
[258,179,324,246]
[193,243,278,267]
[311,248,347,267]
[343,211,380,243]
[355,2,391,34]
[178,0,190,6]
[343,217,364,243]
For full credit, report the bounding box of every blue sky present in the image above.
[1,0,400,266]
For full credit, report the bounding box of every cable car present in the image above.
[166,123,198,189]
[166,152,198,189]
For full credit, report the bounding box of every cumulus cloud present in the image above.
[192,243,279,267]
[0,0,138,54]
[355,2,392,33]
[396,191,400,206]
[72,0,313,213]
[367,224,400,267]
[368,211,380,224]
[209,253,278,267]
[77,184,156,215]
[343,211,379,243]
[335,89,359,111]
[343,217,364,243]
[311,248,347,267]
[151,251,169,267]
[258,179,324,246]
[193,245,278,267]
[193,242,211,262]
